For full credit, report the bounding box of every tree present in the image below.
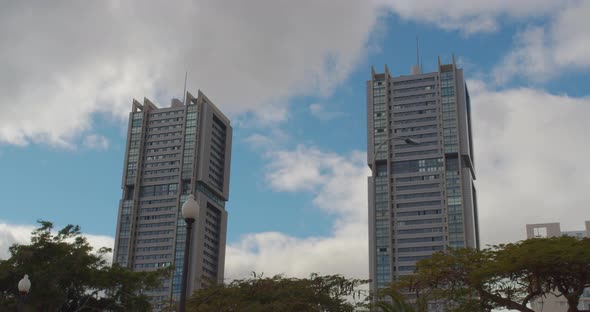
[187,272,369,311]
[0,220,170,311]
[390,236,590,312]
[372,287,427,312]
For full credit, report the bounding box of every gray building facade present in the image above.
[367,57,479,294]
[113,90,232,307]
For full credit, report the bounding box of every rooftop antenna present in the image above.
[416,35,420,67]
[182,71,188,104]
[411,36,422,75]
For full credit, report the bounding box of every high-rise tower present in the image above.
[367,57,479,294]
[113,90,232,307]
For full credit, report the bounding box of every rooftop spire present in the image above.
[416,36,419,66]
[411,35,422,75]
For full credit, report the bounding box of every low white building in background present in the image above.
[525,221,590,312]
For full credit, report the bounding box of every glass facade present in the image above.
[440,68,466,248]
[182,104,198,179]
[116,200,133,266]
[441,71,458,153]
[126,112,143,184]
[374,164,390,289]
[373,80,388,161]
[446,158,465,248]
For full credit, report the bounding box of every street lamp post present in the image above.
[179,194,199,312]
[17,274,31,312]
[372,136,419,166]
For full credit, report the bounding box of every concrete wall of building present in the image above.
[113,90,232,306]
[367,60,479,297]
[525,222,561,238]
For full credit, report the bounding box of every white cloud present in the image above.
[0,221,114,262]
[493,1,590,84]
[243,128,290,151]
[378,0,569,34]
[0,223,32,260]
[0,0,381,147]
[83,134,110,150]
[264,145,328,192]
[309,103,347,120]
[227,82,590,280]
[225,145,371,279]
[470,80,590,245]
[2,1,585,148]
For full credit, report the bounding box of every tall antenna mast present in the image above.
[416,35,420,67]
[411,36,422,75]
[182,71,188,104]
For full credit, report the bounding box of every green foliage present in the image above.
[372,287,426,312]
[187,272,370,312]
[0,220,170,311]
[389,236,590,312]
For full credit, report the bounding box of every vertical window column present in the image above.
[374,164,391,289]
[445,158,464,248]
[373,80,388,161]
[440,72,458,153]
[116,200,133,266]
[182,105,198,179]
[126,112,143,184]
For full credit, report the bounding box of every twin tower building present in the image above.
[113,91,232,308]
[113,56,479,306]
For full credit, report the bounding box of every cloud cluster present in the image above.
[469,81,590,244]
[378,0,568,34]
[493,1,590,83]
[3,1,587,147]
[83,134,110,150]
[226,145,370,279]
[0,0,380,147]
[309,103,347,121]
[227,82,590,279]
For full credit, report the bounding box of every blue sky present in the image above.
[1,0,590,282]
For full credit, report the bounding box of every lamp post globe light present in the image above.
[17,274,30,312]
[179,194,199,312]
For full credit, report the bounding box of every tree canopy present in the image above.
[0,220,170,311]
[388,236,590,312]
[372,287,428,312]
[187,272,370,312]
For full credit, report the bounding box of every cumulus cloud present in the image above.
[3,1,584,148]
[225,145,370,279]
[493,1,590,83]
[0,223,33,260]
[469,80,590,245]
[309,103,347,120]
[378,0,569,34]
[0,221,114,262]
[0,0,381,147]
[4,0,581,148]
[243,128,290,151]
[227,81,590,279]
[83,134,110,150]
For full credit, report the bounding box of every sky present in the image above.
[1,0,590,286]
